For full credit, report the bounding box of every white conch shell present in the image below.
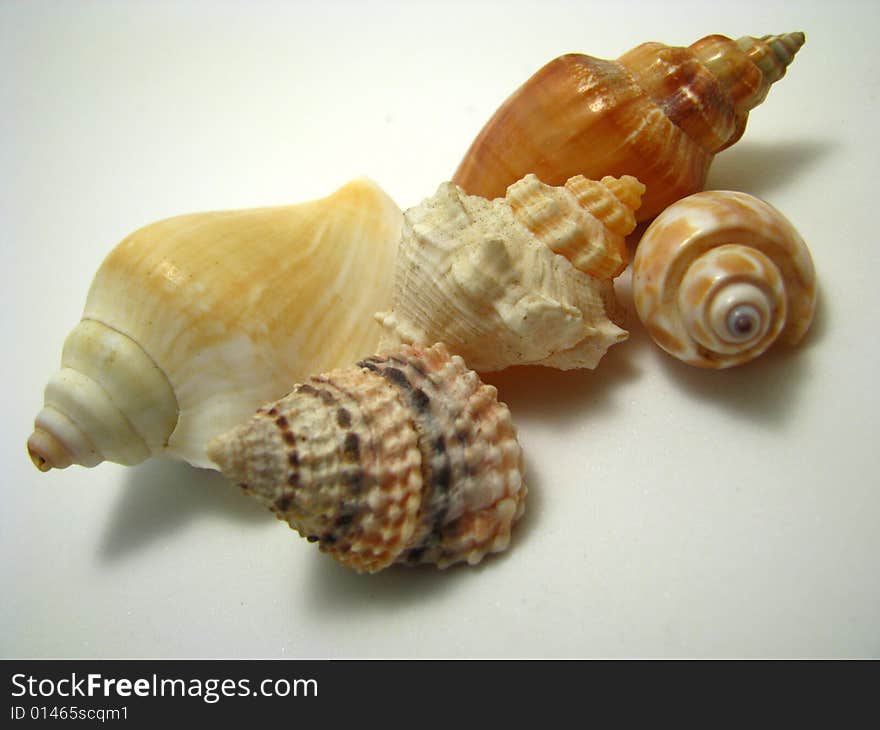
[208,343,527,573]
[28,179,403,471]
[376,173,644,372]
[632,190,816,368]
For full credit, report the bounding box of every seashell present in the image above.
[632,191,816,368]
[376,173,645,372]
[453,32,805,221]
[28,179,403,471]
[207,342,527,573]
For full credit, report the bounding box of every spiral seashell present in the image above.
[453,32,805,221]
[207,343,527,573]
[376,173,644,372]
[28,179,403,471]
[632,191,816,368]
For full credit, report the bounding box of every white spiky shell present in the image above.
[376,173,644,372]
[28,179,403,471]
[207,343,527,573]
[632,190,816,368]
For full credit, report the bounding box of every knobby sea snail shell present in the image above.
[453,32,805,221]
[632,191,816,368]
[28,179,403,471]
[376,172,645,372]
[207,343,527,573]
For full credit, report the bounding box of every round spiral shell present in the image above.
[207,343,527,573]
[632,191,816,368]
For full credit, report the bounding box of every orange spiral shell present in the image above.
[632,191,816,368]
[453,33,805,221]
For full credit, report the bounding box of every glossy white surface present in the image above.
[2,0,878,658]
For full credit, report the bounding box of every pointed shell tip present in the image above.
[27,430,64,472]
[28,447,52,472]
[205,435,229,473]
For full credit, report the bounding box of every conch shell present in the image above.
[632,191,816,368]
[453,32,805,221]
[208,343,527,573]
[28,179,403,471]
[376,173,645,372]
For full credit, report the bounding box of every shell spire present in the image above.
[739,32,806,90]
[686,31,807,148]
[507,173,644,279]
[28,321,179,471]
[208,343,527,573]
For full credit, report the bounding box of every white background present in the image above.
[2,0,878,658]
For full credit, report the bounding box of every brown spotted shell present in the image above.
[632,191,816,368]
[207,343,526,573]
[453,32,805,221]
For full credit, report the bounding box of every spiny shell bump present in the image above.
[207,343,527,573]
[28,179,402,472]
[632,191,816,368]
[376,173,645,372]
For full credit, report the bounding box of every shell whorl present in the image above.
[620,32,806,155]
[632,191,816,369]
[736,33,805,96]
[376,175,635,373]
[207,343,527,573]
[27,320,178,470]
